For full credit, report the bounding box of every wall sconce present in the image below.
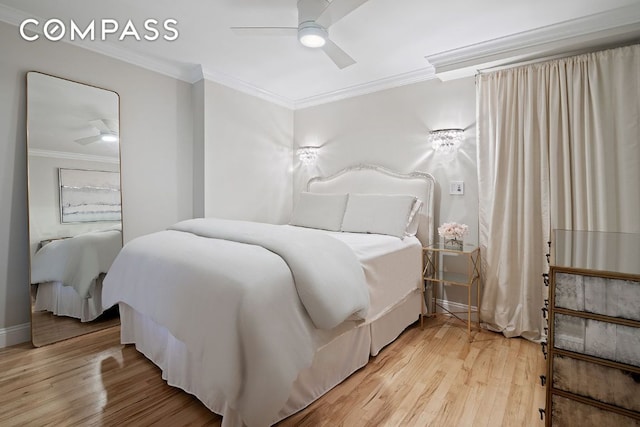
[296,146,318,165]
[429,129,464,154]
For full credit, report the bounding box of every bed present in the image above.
[102,165,436,427]
[31,227,122,322]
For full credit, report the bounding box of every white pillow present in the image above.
[405,199,423,237]
[341,194,417,238]
[289,192,348,231]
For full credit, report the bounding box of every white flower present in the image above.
[438,222,469,240]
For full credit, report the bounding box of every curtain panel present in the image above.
[477,44,640,340]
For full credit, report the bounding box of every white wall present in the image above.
[200,80,293,224]
[192,79,206,218]
[293,77,478,306]
[0,20,194,344]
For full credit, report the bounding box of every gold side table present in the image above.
[422,242,481,342]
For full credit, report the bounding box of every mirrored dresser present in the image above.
[546,230,640,426]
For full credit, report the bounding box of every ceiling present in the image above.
[28,72,120,161]
[2,0,640,108]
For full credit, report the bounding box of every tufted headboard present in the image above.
[307,164,436,246]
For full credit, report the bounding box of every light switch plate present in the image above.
[449,181,464,195]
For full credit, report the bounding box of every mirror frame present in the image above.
[26,71,123,347]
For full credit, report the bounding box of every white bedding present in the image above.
[170,218,369,329]
[30,228,121,298]
[102,218,371,426]
[283,226,422,323]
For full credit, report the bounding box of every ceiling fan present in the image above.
[75,119,119,145]
[231,0,371,69]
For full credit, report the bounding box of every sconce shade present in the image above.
[297,146,318,165]
[429,129,464,154]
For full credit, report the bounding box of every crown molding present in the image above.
[198,66,296,109]
[426,4,640,77]
[73,40,196,83]
[28,148,119,164]
[294,66,436,109]
[199,65,436,110]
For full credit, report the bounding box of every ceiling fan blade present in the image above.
[75,135,102,145]
[102,118,118,133]
[316,0,370,28]
[231,27,298,37]
[89,119,111,133]
[322,39,356,69]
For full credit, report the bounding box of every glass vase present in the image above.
[444,238,463,250]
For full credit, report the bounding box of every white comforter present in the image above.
[102,218,369,426]
[30,228,122,298]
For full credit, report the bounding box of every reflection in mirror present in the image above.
[27,72,122,347]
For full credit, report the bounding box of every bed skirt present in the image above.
[33,276,105,322]
[118,289,420,426]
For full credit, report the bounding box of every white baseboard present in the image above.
[0,323,31,348]
[434,298,479,322]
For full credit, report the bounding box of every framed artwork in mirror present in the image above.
[26,71,122,347]
[58,168,121,223]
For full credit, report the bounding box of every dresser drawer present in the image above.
[552,353,640,412]
[551,394,640,426]
[553,313,640,366]
[555,273,640,321]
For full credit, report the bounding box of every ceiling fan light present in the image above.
[298,25,327,48]
[101,134,118,143]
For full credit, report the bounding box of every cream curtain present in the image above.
[477,45,640,340]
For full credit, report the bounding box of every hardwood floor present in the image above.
[31,304,120,347]
[0,316,545,426]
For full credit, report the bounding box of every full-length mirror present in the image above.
[27,72,122,347]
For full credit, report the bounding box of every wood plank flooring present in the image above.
[0,315,545,426]
[31,305,120,347]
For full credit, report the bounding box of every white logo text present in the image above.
[20,18,179,42]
